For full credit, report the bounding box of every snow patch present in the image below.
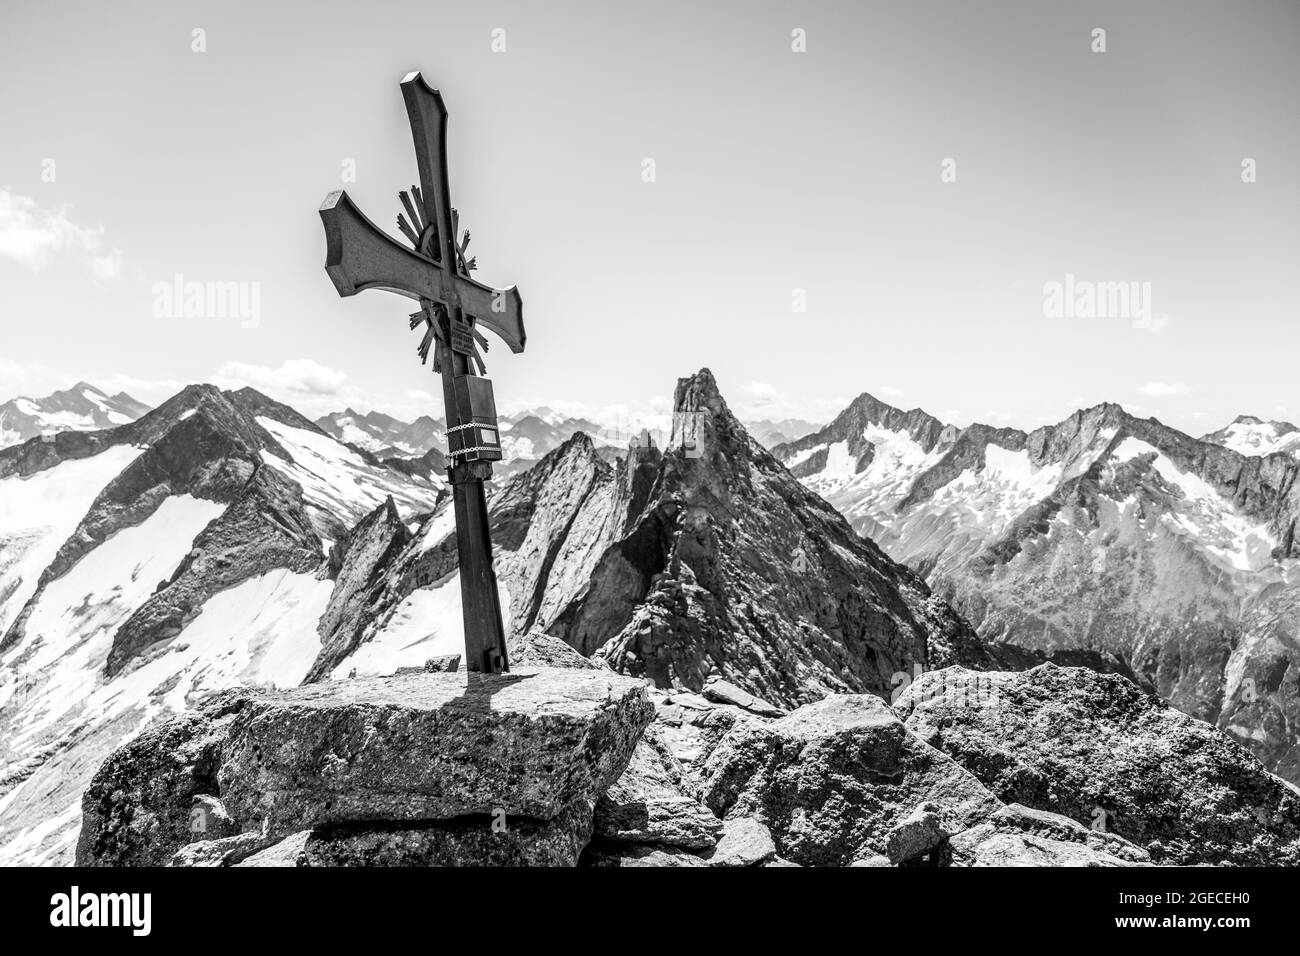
[0,444,145,636]
[930,444,1063,536]
[2,494,228,740]
[1113,438,1275,571]
[331,573,511,678]
[784,442,826,469]
[1215,420,1297,457]
[822,441,856,481]
[256,416,439,525]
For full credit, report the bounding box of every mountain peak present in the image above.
[672,367,722,412]
[1222,413,1298,434]
[670,368,757,462]
[557,430,598,457]
[0,381,153,451]
[846,390,905,414]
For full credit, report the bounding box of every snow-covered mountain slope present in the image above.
[0,444,145,637]
[255,415,442,533]
[774,394,1300,783]
[1202,415,1300,459]
[0,382,149,448]
[0,383,449,865]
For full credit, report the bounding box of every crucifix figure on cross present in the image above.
[318,71,525,674]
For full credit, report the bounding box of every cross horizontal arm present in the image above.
[452,273,526,354]
[320,190,439,301]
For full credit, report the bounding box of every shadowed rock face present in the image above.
[237,801,595,867]
[305,497,412,682]
[895,664,1300,866]
[584,369,1007,707]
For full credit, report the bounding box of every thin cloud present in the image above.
[213,359,364,417]
[213,359,478,421]
[733,380,834,424]
[1138,382,1191,398]
[0,188,123,279]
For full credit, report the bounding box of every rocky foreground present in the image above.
[77,635,1300,867]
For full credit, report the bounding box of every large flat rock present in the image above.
[218,667,654,833]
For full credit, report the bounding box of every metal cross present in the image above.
[318,71,525,674]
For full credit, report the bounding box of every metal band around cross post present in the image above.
[445,421,495,459]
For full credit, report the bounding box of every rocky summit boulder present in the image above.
[218,668,654,833]
[78,667,655,867]
[76,688,264,867]
[700,693,1002,866]
[895,663,1300,866]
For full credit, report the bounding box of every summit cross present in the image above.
[318,71,526,673]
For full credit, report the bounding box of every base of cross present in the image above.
[447,459,510,673]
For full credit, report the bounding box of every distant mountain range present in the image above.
[0,381,822,470]
[0,373,950,865]
[0,383,150,447]
[1201,415,1300,458]
[313,408,447,458]
[744,417,821,448]
[3,373,1298,866]
[314,405,822,478]
[773,392,1300,782]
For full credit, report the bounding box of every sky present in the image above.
[1,0,1296,435]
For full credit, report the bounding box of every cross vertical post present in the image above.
[317,72,527,674]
